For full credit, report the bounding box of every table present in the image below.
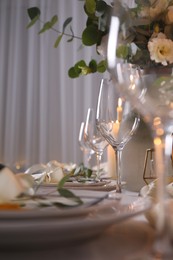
[0,190,156,260]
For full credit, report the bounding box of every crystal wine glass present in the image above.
[96,78,140,192]
[84,108,108,180]
[107,0,173,257]
[78,121,94,168]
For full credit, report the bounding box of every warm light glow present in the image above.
[129,74,136,90]
[130,74,134,82]
[156,128,164,136]
[117,98,122,122]
[118,98,122,107]
[153,117,162,127]
[112,120,120,135]
[154,137,162,145]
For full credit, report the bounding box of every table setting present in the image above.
[2,0,173,259]
[0,161,155,260]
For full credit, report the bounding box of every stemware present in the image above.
[78,121,94,168]
[84,108,108,180]
[107,0,173,257]
[96,78,140,192]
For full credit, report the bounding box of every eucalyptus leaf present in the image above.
[82,25,99,46]
[58,188,83,204]
[80,66,92,75]
[74,166,82,175]
[95,1,107,17]
[57,174,71,189]
[97,60,107,73]
[116,45,129,59]
[26,15,40,29]
[63,17,73,33]
[67,26,74,42]
[85,0,96,15]
[89,59,97,72]
[27,7,40,20]
[54,34,63,48]
[50,15,58,27]
[39,21,52,34]
[68,67,80,78]
[75,60,86,69]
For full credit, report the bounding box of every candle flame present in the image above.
[154,137,161,145]
[118,98,122,107]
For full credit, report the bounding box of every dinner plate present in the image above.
[42,180,109,187]
[0,194,151,248]
[0,189,109,220]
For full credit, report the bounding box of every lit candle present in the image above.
[112,120,120,136]
[117,98,122,122]
[154,137,165,232]
[107,145,116,179]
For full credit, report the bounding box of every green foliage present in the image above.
[26,7,40,29]
[27,7,40,20]
[70,163,93,178]
[55,163,94,206]
[26,1,111,78]
[57,188,83,205]
[82,25,99,46]
[116,45,129,60]
[68,59,106,78]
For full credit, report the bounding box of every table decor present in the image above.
[107,0,173,257]
[0,192,151,248]
[26,0,111,78]
[0,164,34,204]
[96,78,140,192]
[78,121,95,168]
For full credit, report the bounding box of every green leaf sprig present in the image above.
[56,163,93,206]
[27,7,78,48]
[26,0,112,78]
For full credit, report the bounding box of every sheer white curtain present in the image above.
[0,0,103,169]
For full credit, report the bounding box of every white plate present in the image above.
[0,189,109,220]
[42,180,109,187]
[0,194,151,248]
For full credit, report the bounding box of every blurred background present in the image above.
[0,0,153,190]
[0,0,105,168]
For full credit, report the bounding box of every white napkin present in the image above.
[0,165,34,203]
[25,160,76,185]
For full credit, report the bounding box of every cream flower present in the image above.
[149,0,169,19]
[165,6,173,24]
[148,34,173,65]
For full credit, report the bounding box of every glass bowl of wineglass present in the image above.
[78,121,95,168]
[84,108,108,180]
[107,0,173,257]
[96,78,140,192]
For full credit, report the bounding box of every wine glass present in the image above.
[78,121,94,168]
[107,1,173,257]
[96,78,140,192]
[84,108,108,180]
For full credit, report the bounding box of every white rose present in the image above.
[148,35,173,65]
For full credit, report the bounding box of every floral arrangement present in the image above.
[27,0,173,78]
[115,0,173,68]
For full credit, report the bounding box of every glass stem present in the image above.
[114,148,122,193]
[96,153,102,180]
